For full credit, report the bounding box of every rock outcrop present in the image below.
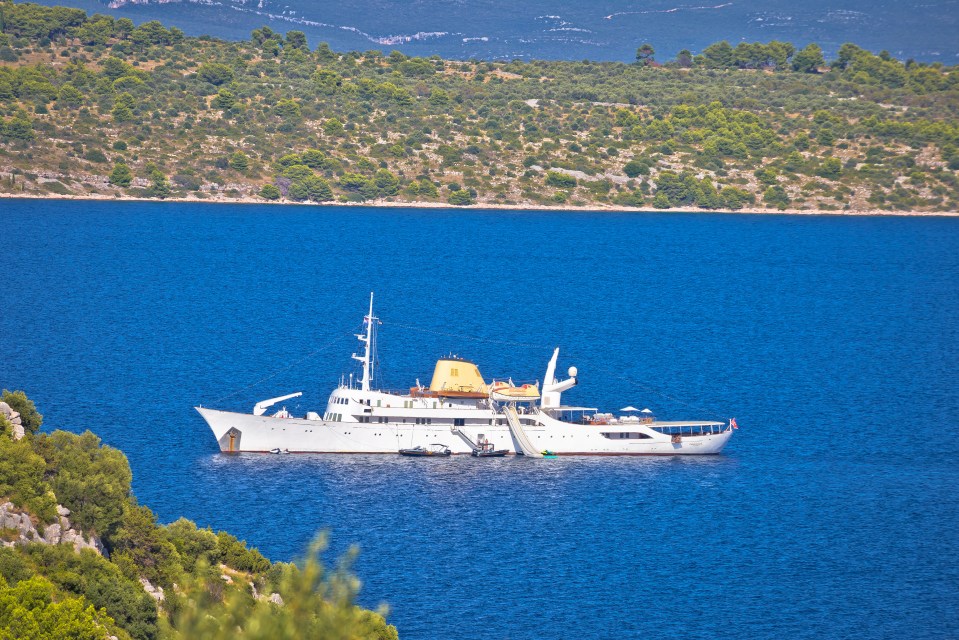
[0,401,25,440]
[139,577,165,602]
[0,501,104,555]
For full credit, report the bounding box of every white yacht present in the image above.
[196,295,734,456]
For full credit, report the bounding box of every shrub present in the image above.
[228,152,249,171]
[109,163,133,188]
[110,502,182,590]
[259,184,280,200]
[196,63,234,86]
[652,192,671,209]
[448,189,474,206]
[545,171,576,188]
[763,185,791,209]
[623,159,650,178]
[0,436,57,523]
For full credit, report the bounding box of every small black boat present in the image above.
[399,443,452,457]
[471,446,509,457]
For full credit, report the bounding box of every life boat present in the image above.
[489,380,540,402]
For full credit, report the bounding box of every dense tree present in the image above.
[792,43,824,73]
[259,184,280,200]
[285,30,307,50]
[130,20,171,47]
[56,82,83,107]
[228,151,250,171]
[635,44,655,66]
[312,68,342,93]
[817,157,842,179]
[623,159,651,178]
[294,175,333,201]
[0,434,55,521]
[21,545,158,640]
[109,163,133,187]
[0,575,121,640]
[374,169,400,196]
[210,88,236,110]
[702,40,734,68]
[0,112,35,141]
[110,501,181,589]
[274,98,301,119]
[111,92,135,123]
[43,430,132,540]
[763,184,791,209]
[0,3,85,39]
[145,171,171,199]
[448,189,474,205]
[196,63,234,86]
[545,171,576,188]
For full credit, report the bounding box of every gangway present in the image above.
[450,427,480,452]
[503,405,543,458]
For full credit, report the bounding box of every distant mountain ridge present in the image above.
[26,0,959,62]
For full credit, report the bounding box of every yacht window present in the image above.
[454,418,465,427]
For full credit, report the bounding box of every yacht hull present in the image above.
[196,407,732,455]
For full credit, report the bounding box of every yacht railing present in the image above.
[648,424,730,436]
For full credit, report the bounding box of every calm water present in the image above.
[1,200,958,639]
[34,0,959,63]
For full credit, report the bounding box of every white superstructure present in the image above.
[196,294,733,456]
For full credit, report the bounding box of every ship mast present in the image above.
[351,292,377,391]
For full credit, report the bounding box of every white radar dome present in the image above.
[568,366,578,377]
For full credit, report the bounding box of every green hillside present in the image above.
[0,389,397,640]
[1,1,958,211]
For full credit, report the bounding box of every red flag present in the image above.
[730,418,739,430]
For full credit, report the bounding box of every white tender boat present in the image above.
[195,295,733,456]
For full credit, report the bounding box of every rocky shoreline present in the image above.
[2,192,956,217]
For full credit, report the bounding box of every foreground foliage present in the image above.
[0,390,397,639]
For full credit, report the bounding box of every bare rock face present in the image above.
[42,522,62,544]
[0,501,103,555]
[0,502,42,545]
[139,577,165,602]
[0,402,24,440]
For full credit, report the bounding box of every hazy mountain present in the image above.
[27,0,959,62]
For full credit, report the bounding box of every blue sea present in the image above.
[1,200,958,639]
[30,0,959,63]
